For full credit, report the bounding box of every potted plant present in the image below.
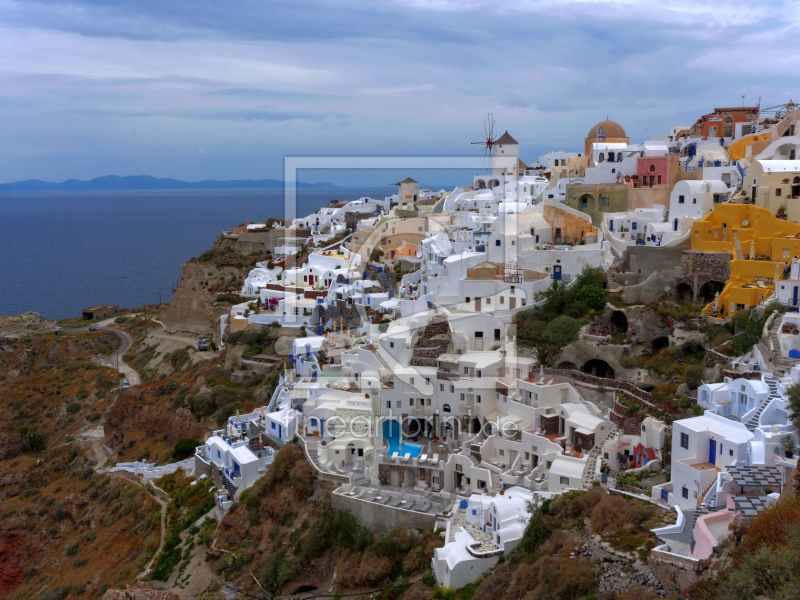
[781,434,795,459]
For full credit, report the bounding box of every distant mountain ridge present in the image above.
[0,175,337,191]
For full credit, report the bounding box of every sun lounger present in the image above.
[419,454,428,463]
[402,453,411,463]
[390,452,399,462]
[430,453,439,465]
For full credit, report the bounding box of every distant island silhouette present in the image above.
[0,175,337,192]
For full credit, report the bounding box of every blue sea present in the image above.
[0,187,392,319]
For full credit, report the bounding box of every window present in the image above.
[464,367,469,374]
[460,393,465,401]
[499,449,504,456]
[680,432,689,449]
[443,404,451,412]
[600,196,609,207]
[477,371,482,378]
[427,398,432,406]
[410,377,414,384]
[495,328,501,340]
[500,297,505,304]
[390,342,394,348]
[510,286,515,293]
[511,240,515,246]
[450,385,454,393]
[217,450,221,459]
[495,240,501,246]
[465,297,470,303]
[679,195,685,204]
[682,487,689,499]
[729,449,733,456]
[693,198,697,204]
[271,422,276,430]
[560,477,569,485]
[440,384,444,392]
[657,175,662,185]
[386,401,391,409]
[476,395,481,403]
[310,418,317,426]
[472,509,477,515]
[425,377,430,385]
[776,188,782,197]
[649,164,656,173]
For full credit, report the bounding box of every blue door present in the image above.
[793,285,798,308]
[609,219,614,231]
[553,265,562,281]
[278,424,282,439]
[320,420,325,436]
[709,439,716,464]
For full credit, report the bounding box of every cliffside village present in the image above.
[184,105,800,590]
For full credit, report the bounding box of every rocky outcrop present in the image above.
[161,260,248,341]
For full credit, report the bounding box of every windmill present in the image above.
[472,113,497,173]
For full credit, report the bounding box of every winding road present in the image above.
[66,318,140,386]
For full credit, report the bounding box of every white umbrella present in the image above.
[401,483,406,496]
[428,441,432,456]
[749,239,756,260]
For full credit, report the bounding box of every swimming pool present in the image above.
[382,421,422,458]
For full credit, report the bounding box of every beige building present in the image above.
[585,119,629,163]
[746,160,800,220]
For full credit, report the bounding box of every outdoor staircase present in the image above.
[583,428,619,488]
[304,441,325,473]
[768,321,799,370]
[222,474,235,498]
[377,269,392,291]
[745,375,782,430]
[696,481,716,509]
[489,472,502,494]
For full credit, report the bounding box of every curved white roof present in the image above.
[756,159,800,173]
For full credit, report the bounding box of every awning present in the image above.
[575,427,593,436]
[379,298,401,309]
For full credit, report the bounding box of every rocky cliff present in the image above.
[161,237,266,341]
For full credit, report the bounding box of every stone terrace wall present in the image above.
[542,367,681,420]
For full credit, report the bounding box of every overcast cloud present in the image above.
[1,0,799,185]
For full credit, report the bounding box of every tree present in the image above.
[685,365,705,390]
[786,383,800,432]
[576,284,606,311]
[172,438,202,461]
[18,425,46,453]
[532,346,554,368]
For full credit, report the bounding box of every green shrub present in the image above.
[685,365,705,390]
[172,438,202,461]
[620,356,638,369]
[576,285,607,311]
[259,548,296,590]
[542,316,583,346]
[691,403,704,416]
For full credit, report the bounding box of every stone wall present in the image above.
[610,402,647,435]
[574,431,594,453]
[677,251,732,299]
[704,350,732,366]
[541,414,559,436]
[331,491,438,535]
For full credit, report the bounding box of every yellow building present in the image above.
[690,204,800,318]
[744,159,800,220]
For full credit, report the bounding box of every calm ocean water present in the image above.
[0,187,392,319]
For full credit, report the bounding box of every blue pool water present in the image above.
[382,421,422,458]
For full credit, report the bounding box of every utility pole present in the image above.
[143,304,147,335]
[159,290,162,307]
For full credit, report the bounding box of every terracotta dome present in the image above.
[587,119,626,139]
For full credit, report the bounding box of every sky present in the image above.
[2,0,800,187]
